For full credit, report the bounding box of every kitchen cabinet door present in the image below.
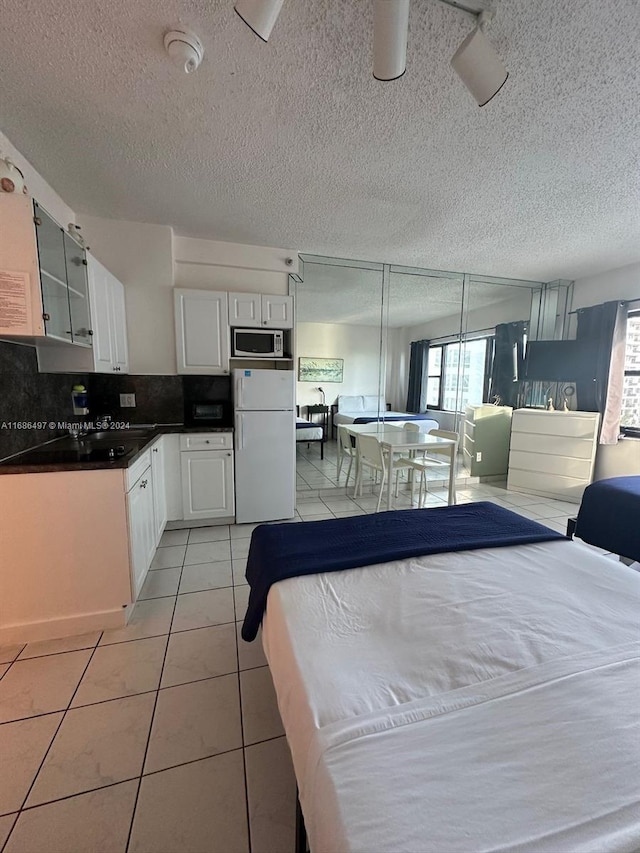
[180,449,235,520]
[127,466,155,598]
[87,257,114,372]
[174,289,230,374]
[151,438,168,545]
[261,294,293,329]
[109,272,129,373]
[228,292,261,327]
[34,203,73,342]
[63,231,92,346]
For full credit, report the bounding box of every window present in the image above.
[425,346,442,408]
[621,311,640,434]
[424,338,493,412]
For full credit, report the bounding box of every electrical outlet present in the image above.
[476,451,482,462]
[120,393,136,407]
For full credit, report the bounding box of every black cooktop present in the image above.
[4,445,134,465]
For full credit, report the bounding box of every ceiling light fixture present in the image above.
[164,29,204,73]
[373,0,410,81]
[234,0,286,42]
[232,1,508,105]
[450,9,508,106]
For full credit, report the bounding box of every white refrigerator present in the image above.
[233,368,296,523]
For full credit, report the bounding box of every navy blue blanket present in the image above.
[576,476,640,561]
[352,414,432,424]
[296,419,315,430]
[241,502,565,640]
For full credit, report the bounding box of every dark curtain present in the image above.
[576,301,628,444]
[489,322,528,407]
[406,339,430,413]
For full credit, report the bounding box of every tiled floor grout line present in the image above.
[0,633,105,853]
[124,555,185,853]
[232,582,253,853]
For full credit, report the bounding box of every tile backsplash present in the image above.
[0,340,232,460]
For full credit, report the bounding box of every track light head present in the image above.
[373,0,410,81]
[235,0,286,42]
[450,16,508,107]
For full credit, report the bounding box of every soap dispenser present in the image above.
[71,384,89,416]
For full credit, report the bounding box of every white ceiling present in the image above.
[1,0,639,281]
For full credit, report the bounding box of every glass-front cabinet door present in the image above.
[34,202,72,342]
[63,232,92,346]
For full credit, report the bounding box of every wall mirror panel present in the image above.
[292,254,549,495]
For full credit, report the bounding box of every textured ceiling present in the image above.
[296,262,536,326]
[1,0,639,281]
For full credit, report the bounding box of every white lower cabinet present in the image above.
[127,463,156,599]
[180,432,235,520]
[150,436,168,545]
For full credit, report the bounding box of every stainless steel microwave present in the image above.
[232,328,285,358]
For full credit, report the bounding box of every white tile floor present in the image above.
[0,459,628,853]
[0,522,290,853]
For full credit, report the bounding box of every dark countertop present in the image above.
[0,424,234,475]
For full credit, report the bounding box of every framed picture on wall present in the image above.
[298,357,344,383]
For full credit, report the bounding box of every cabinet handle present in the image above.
[82,259,88,266]
[65,330,71,335]
[140,480,148,488]
[88,329,93,336]
[263,320,267,325]
[153,448,158,453]
[42,313,50,321]
[227,452,231,457]
[205,440,210,444]
[34,216,42,226]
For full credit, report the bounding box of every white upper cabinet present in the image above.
[109,269,129,373]
[36,254,129,373]
[0,194,91,345]
[229,292,261,327]
[175,288,230,374]
[261,294,293,328]
[228,292,293,329]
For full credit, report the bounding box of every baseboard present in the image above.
[0,607,127,646]
[165,516,236,530]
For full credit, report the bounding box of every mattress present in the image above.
[296,417,323,441]
[262,539,640,853]
[334,410,439,433]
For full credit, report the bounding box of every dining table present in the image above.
[342,424,457,511]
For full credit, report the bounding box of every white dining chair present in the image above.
[391,422,425,504]
[355,433,416,511]
[408,429,459,507]
[337,425,356,488]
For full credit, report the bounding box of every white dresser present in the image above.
[507,409,600,502]
[463,405,513,477]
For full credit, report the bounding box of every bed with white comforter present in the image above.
[262,539,640,853]
[333,395,439,435]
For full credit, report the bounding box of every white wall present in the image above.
[572,262,640,311]
[81,216,175,375]
[296,322,381,409]
[0,130,75,228]
[174,236,296,295]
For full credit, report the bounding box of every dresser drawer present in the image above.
[512,411,599,439]
[509,449,593,480]
[507,469,586,502]
[509,432,595,459]
[180,432,233,451]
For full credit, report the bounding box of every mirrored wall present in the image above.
[291,253,569,492]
